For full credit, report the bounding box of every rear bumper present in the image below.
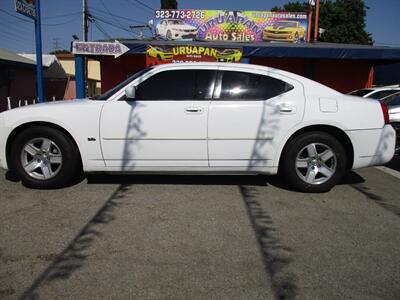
[347,125,396,169]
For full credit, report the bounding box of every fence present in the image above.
[3,96,60,112]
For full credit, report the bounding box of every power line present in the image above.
[128,0,155,12]
[89,7,146,24]
[98,0,125,29]
[123,0,154,15]
[0,8,81,26]
[91,18,112,39]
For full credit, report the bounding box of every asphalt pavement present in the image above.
[0,166,400,300]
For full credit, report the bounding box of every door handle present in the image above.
[185,107,203,114]
[278,104,296,114]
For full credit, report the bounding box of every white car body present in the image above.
[156,19,197,40]
[0,63,395,187]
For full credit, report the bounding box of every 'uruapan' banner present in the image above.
[146,45,242,66]
[153,10,309,43]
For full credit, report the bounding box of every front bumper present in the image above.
[172,31,197,40]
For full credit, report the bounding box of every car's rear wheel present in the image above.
[10,126,82,189]
[281,132,347,193]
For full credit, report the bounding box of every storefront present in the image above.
[94,40,400,94]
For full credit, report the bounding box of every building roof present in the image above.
[0,48,36,68]
[106,39,400,61]
[19,54,59,67]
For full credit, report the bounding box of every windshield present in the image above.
[169,20,184,25]
[349,89,373,97]
[93,67,153,100]
[273,21,297,27]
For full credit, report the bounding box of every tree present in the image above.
[49,50,71,55]
[161,0,177,9]
[271,0,373,45]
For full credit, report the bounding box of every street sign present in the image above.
[15,0,36,19]
[72,40,130,58]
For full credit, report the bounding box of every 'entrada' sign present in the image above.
[72,41,129,58]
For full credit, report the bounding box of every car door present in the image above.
[100,67,216,170]
[208,67,305,169]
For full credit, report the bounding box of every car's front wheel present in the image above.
[280,132,347,193]
[9,126,82,188]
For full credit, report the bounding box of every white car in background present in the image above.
[156,19,197,40]
[349,86,400,99]
[0,63,395,192]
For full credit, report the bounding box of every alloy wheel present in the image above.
[295,143,337,185]
[20,137,63,180]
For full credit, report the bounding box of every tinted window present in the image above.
[349,89,373,97]
[136,70,216,100]
[219,71,293,100]
[96,67,153,100]
[367,90,399,100]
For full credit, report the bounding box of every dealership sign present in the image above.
[154,10,309,43]
[146,45,243,66]
[72,41,130,58]
[15,0,36,19]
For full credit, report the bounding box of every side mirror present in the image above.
[125,85,136,99]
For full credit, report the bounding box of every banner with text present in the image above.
[153,10,309,43]
[146,45,243,66]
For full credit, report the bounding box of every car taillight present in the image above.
[380,102,390,124]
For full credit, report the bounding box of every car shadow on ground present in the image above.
[386,156,400,172]
[86,171,365,191]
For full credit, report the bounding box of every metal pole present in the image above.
[35,0,44,102]
[82,0,88,97]
[75,55,85,99]
[314,0,320,42]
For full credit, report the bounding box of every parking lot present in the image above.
[1,162,400,300]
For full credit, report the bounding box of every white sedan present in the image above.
[156,19,198,40]
[0,63,395,192]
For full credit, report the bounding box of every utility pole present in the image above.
[52,37,61,52]
[313,0,320,42]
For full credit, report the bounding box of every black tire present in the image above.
[280,132,347,193]
[9,126,82,189]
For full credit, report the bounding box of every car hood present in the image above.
[265,26,294,31]
[0,98,104,125]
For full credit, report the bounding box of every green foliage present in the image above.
[49,50,71,55]
[161,0,178,9]
[271,0,373,45]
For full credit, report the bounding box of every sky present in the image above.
[0,0,399,54]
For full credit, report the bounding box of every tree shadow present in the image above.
[18,184,132,300]
[351,182,400,217]
[239,185,297,300]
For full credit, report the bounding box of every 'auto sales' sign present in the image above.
[153,10,309,43]
[15,0,36,19]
